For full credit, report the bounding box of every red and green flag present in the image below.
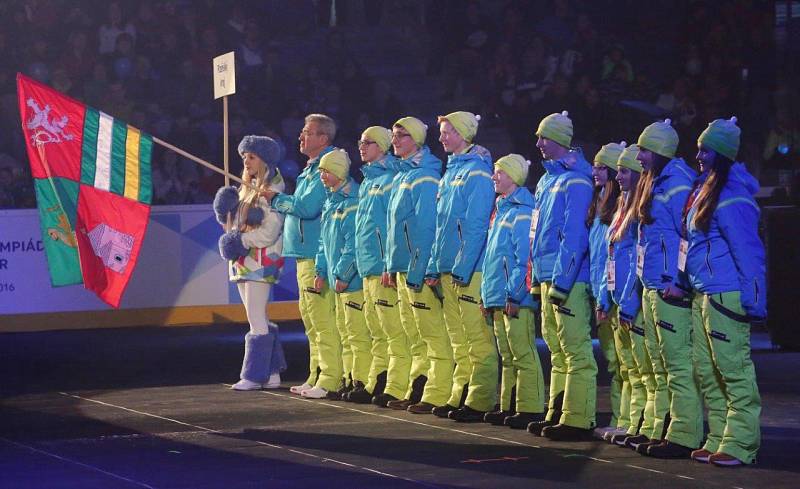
[17,73,152,308]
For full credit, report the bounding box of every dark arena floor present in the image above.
[1,321,798,489]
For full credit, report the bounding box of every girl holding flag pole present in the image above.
[215,135,287,391]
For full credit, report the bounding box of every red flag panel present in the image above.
[75,185,151,308]
[17,74,85,181]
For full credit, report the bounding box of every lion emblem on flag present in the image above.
[25,98,75,145]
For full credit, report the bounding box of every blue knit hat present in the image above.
[238,135,281,164]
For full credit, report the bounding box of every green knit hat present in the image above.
[319,149,351,181]
[616,143,642,173]
[495,153,530,186]
[394,116,428,147]
[637,119,679,158]
[594,141,625,170]
[536,111,573,148]
[697,116,740,161]
[362,126,392,153]
[439,111,480,142]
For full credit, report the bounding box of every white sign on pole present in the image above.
[213,51,236,99]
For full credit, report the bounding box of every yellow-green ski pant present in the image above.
[398,273,454,406]
[597,304,623,427]
[336,290,374,386]
[492,307,544,413]
[692,293,727,453]
[617,309,649,436]
[363,276,401,396]
[699,292,761,464]
[442,273,498,411]
[643,288,703,448]
[395,273,430,397]
[639,290,670,440]
[628,310,669,440]
[296,258,342,392]
[541,282,597,429]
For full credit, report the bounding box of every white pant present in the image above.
[237,281,272,335]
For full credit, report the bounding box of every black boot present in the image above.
[326,378,348,401]
[432,404,458,418]
[409,375,427,404]
[484,410,514,425]
[647,440,693,459]
[505,412,544,429]
[458,383,469,407]
[448,405,486,422]
[372,371,387,397]
[528,391,563,436]
[372,392,398,408]
[346,381,373,404]
[542,423,593,441]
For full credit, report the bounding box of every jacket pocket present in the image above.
[660,235,667,273]
[502,256,510,283]
[704,241,713,277]
[299,220,305,244]
[376,228,385,260]
[403,222,413,254]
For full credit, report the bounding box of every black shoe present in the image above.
[343,381,366,402]
[527,419,557,436]
[326,378,349,401]
[448,405,486,422]
[542,424,594,441]
[505,412,544,430]
[635,438,662,455]
[611,432,632,446]
[432,404,458,418]
[624,434,650,449]
[484,410,514,426]
[326,390,343,401]
[372,392,398,408]
[409,375,427,404]
[347,382,373,404]
[647,440,694,459]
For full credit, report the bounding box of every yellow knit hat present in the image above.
[439,111,480,142]
[362,126,392,153]
[697,116,740,161]
[594,142,625,170]
[495,154,530,186]
[536,111,573,148]
[637,119,679,158]
[319,149,351,181]
[394,116,428,147]
[616,143,642,173]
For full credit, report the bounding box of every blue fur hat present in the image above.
[238,135,280,165]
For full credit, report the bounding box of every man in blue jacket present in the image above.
[265,114,341,399]
[384,116,453,414]
[352,126,402,405]
[425,111,498,422]
[526,111,598,441]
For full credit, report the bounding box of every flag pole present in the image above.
[151,136,255,190]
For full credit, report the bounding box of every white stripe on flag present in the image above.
[94,112,114,191]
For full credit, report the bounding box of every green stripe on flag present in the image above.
[80,108,99,185]
[110,119,127,196]
[138,134,153,204]
[33,178,82,287]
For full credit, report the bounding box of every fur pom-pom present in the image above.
[213,186,239,224]
[219,230,249,261]
[245,206,265,227]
